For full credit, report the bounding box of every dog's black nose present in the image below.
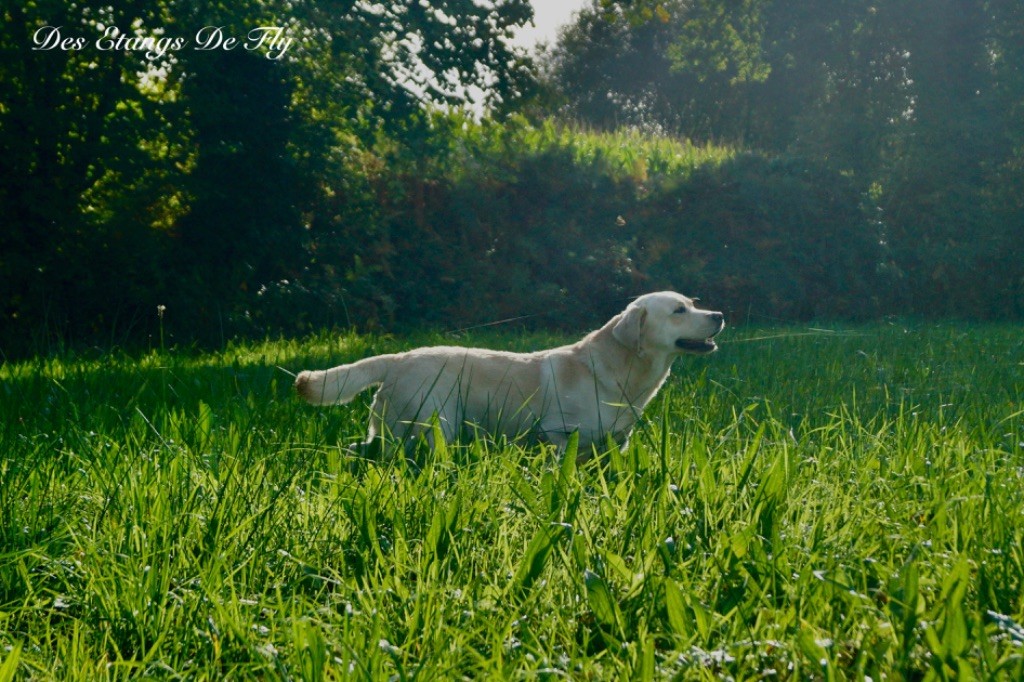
[710,312,724,325]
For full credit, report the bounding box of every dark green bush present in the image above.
[276,123,886,335]
[633,154,886,322]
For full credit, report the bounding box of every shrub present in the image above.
[284,121,885,334]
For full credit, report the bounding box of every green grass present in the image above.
[445,116,737,185]
[2,323,1023,679]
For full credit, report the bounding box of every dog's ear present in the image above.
[612,305,648,356]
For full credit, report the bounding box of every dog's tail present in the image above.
[294,356,391,405]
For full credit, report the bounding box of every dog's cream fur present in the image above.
[295,292,724,451]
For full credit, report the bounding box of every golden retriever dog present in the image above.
[295,292,724,453]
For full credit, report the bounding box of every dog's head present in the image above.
[612,291,725,356]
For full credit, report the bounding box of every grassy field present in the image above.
[2,323,1023,679]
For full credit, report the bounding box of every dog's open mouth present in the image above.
[675,337,718,354]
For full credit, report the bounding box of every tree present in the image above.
[880,0,1022,316]
[543,1,703,136]
[0,0,537,349]
[541,0,1024,318]
[0,0,185,345]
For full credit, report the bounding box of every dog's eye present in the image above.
[673,306,688,314]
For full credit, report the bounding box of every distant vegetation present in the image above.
[290,120,884,335]
[2,0,1022,356]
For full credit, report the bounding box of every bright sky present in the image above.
[512,0,590,50]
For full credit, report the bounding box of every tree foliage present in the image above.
[1,0,1022,354]
[543,0,1024,317]
[0,0,534,350]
